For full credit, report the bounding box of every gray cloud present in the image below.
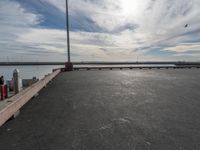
[0,0,200,61]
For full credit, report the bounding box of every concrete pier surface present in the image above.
[0,69,200,150]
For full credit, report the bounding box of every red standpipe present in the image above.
[4,85,8,98]
[0,85,8,100]
[0,85,5,100]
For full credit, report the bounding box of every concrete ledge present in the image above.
[73,66,200,71]
[0,70,60,127]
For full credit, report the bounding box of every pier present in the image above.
[1,0,200,149]
[0,68,200,150]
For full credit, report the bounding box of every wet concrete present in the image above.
[0,69,200,150]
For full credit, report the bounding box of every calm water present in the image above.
[0,64,175,81]
[0,65,63,81]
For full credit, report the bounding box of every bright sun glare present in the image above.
[120,0,145,17]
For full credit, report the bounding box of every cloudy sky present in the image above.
[0,0,200,62]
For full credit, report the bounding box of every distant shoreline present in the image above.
[0,61,200,66]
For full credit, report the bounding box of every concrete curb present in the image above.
[0,70,60,127]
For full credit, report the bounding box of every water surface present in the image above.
[0,65,63,80]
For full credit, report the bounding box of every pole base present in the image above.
[62,62,73,72]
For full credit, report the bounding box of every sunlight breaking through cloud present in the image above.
[0,0,200,61]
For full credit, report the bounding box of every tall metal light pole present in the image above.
[66,0,70,63]
[63,0,73,71]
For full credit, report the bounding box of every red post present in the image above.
[4,85,8,98]
[0,85,8,100]
[0,85,5,100]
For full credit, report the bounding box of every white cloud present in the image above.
[163,43,200,53]
[17,28,151,61]
[0,0,153,62]
[1,0,200,61]
[44,0,200,57]
[17,28,66,53]
[0,1,67,61]
[0,1,41,27]
[0,1,43,59]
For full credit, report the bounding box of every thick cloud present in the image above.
[0,0,200,61]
